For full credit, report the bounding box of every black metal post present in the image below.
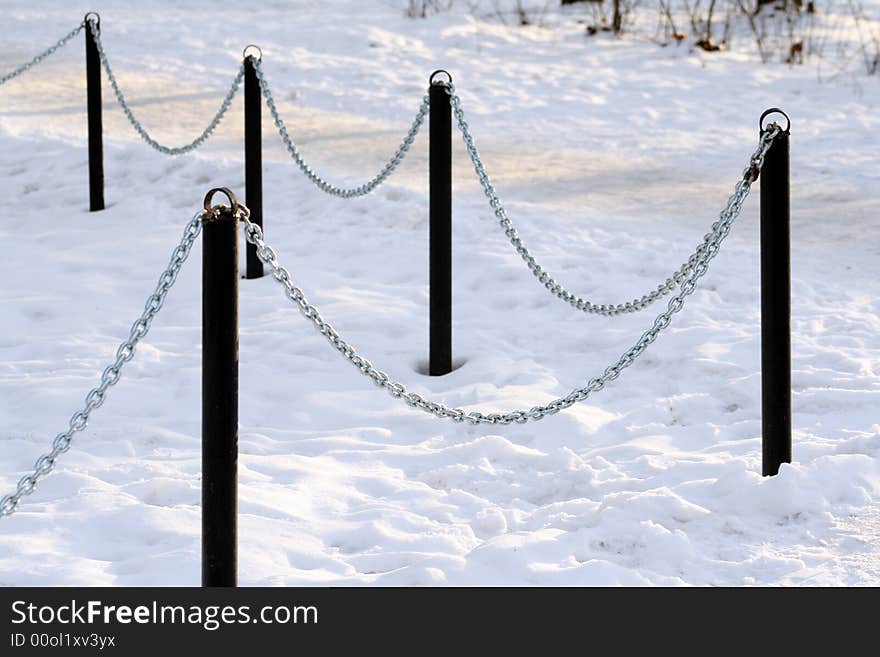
[85,13,104,212]
[244,47,263,279]
[202,188,239,587]
[429,70,452,376]
[760,110,792,477]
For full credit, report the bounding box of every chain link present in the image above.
[240,125,779,426]
[252,59,428,198]
[87,19,242,156]
[446,83,768,317]
[0,216,202,518]
[0,22,84,86]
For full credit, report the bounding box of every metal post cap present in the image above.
[429,70,452,86]
[242,45,262,62]
[204,187,241,216]
[760,108,791,134]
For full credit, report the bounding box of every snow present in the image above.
[0,0,878,586]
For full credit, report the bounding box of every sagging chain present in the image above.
[0,22,84,86]
[445,82,771,317]
[87,19,243,156]
[240,125,779,425]
[252,58,428,198]
[0,216,202,518]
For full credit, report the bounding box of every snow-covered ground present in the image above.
[0,0,878,586]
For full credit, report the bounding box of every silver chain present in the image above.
[252,59,428,198]
[87,19,243,156]
[0,216,202,518]
[446,82,758,317]
[0,22,84,86]
[240,125,778,425]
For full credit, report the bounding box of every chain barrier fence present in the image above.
[0,16,794,567]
